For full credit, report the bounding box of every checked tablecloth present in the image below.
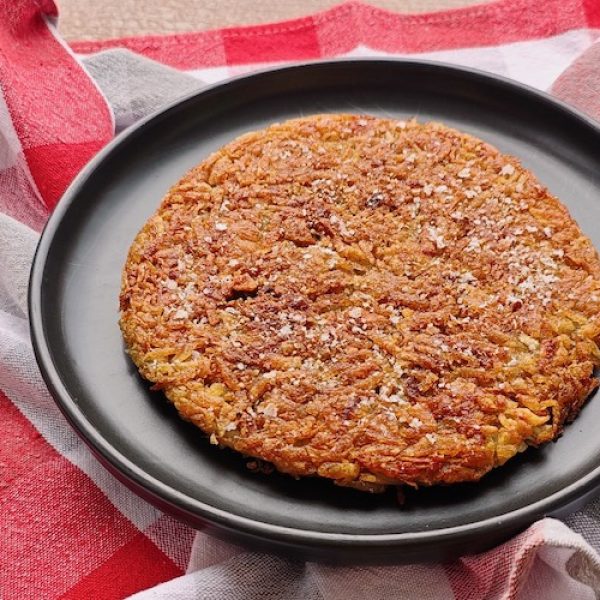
[2,0,600,597]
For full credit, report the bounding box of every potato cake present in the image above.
[120,114,600,492]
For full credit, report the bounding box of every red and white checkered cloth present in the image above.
[2,0,600,597]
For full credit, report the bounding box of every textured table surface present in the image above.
[57,0,489,41]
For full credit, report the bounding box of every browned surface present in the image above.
[120,114,600,492]
[57,0,491,41]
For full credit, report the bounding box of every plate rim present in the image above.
[29,57,600,550]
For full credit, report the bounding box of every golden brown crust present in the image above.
[120,114,600,491]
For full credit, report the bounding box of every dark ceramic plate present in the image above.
[29,60,600,563]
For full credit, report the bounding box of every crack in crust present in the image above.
[120,114,600,492]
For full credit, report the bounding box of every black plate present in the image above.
[30,60,600,563]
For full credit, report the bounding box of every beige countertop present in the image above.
[57,0,491,41]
